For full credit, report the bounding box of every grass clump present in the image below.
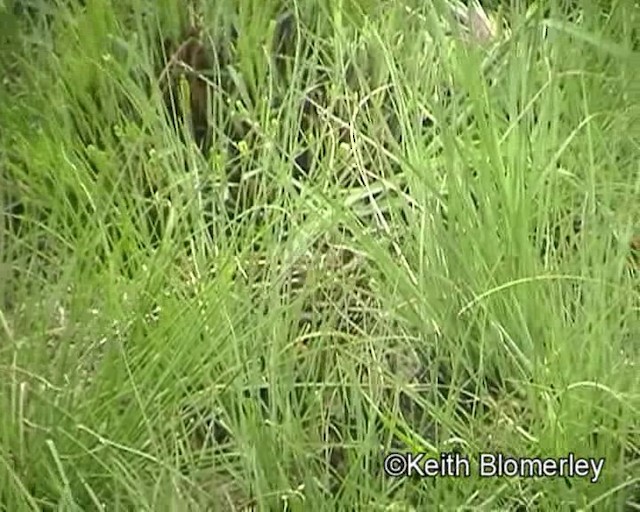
[1,0,638,510]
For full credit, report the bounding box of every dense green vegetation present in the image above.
[1,0,638,510]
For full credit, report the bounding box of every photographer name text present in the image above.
[383,452,604,483]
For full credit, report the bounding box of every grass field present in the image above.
[1,0,639,510]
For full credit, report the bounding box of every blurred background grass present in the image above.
[1,0,639,510]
